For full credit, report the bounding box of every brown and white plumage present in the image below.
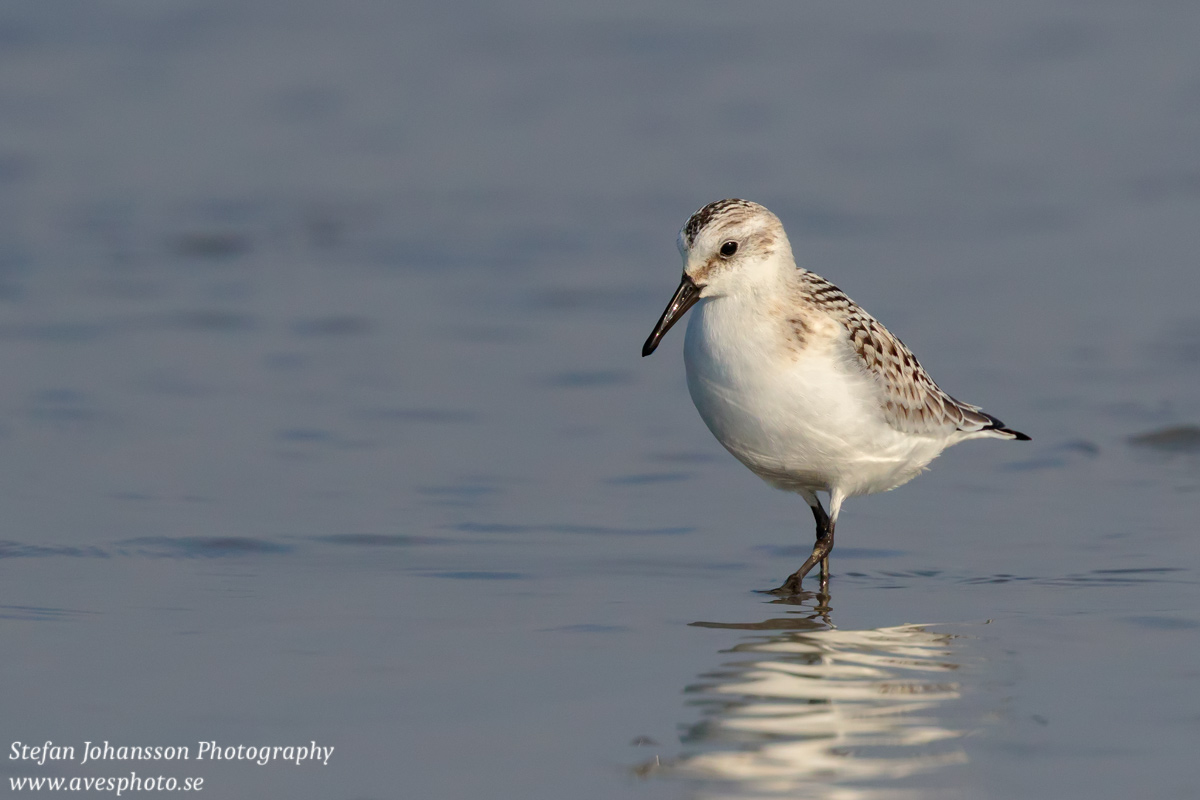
[642,199,1028,593]
[800,270,1027,440]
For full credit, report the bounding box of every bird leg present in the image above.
[815,503,833,586]
[766,501,835,595]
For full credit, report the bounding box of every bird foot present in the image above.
[758,565,831,596]
[758,576,805,596]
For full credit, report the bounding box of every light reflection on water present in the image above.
[645,597,971,799]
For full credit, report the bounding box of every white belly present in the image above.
[682,297,945,498]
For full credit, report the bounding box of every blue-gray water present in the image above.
[3,2,1200,798]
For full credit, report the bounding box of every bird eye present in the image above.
[719,241,738,258]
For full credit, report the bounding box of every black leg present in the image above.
[810,502,830,537]
[764,500,836,595]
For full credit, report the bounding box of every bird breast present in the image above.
[682,294,943,496]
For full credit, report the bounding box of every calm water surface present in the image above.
[2,2,1200,798]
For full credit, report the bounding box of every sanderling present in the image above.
[642,199,1029,594]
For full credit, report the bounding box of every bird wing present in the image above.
[804,275,1002,437]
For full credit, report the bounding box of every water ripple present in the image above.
[113,537,294,558]
[315,534,439,547]
[452,522,692,536]
[0,541,108,559]
[0,605,97,622]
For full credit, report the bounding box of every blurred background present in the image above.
[2,2,1200,798]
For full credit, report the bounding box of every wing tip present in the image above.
[978,412,1030,441]
[995,426,1031,441]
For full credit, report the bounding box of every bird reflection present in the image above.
[639,591,968,799]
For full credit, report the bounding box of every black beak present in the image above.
[642,274,701,357]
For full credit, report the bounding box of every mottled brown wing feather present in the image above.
[804,275,995,436]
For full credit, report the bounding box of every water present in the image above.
[2,1,1200,797]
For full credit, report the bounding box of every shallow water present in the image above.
[3,1,1200,798]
